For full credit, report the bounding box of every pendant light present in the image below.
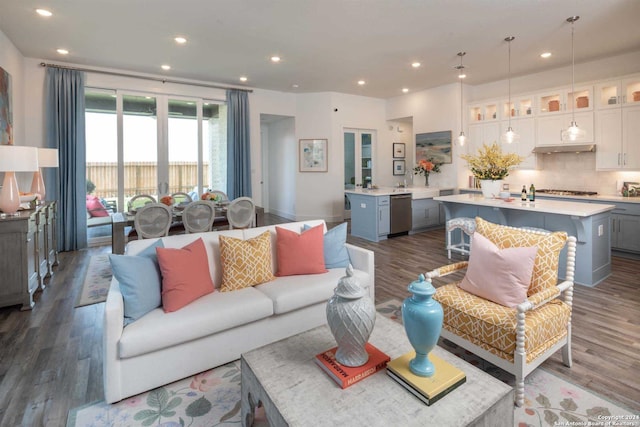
[455,52,467,146]
[500,36,519,144]
[561,16,587,142]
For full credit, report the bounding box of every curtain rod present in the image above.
[40,62,253,93]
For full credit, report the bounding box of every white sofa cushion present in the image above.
[119,287,273,358]
[255,268,371,315]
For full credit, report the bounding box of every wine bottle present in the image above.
[529,184,536,202]
[521,185,527,201]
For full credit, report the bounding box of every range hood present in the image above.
[532,144,596,154]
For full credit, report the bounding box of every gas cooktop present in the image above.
[536,189,598,196]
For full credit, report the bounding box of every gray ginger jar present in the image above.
[326,265,376,367]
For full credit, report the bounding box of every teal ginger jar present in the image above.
[402,274,443,377]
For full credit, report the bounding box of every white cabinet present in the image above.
[595,75,640,110]
[468,122,500,155]
[501,118,536,169]
[536,111,594,145]
[537,85,593,114]
[596,104,640,170]
[500,96,534,119]
[469,101,499,124]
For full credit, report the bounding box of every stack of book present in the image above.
[314,343,390,389]
[386,351,466,405]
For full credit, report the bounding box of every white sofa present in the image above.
[103,219,375,403]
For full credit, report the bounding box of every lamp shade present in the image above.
[0,145,39,172]
[37,148,59,168]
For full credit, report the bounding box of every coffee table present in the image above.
[241,315,513,426]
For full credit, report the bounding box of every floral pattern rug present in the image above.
[67,300,637,427]
[75,254,112,307]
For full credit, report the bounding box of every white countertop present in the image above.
[435,193,616,217]
[345,187,450,199]
[460,188,640,204]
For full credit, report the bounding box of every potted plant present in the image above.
[413,158,442,187]
[460,142,523,198]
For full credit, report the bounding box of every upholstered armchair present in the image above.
[427,217,577,406]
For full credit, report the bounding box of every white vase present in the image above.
[326,265,376,367]
[480,179,503,199]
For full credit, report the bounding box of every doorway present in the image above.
[343,128,376,219]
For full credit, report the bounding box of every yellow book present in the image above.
[386,351,466,405]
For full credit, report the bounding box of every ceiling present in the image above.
[1,0,640,99]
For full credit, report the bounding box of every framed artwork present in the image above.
[415,130,452,164]
[0,66,13,145]
[393,160,406,176]
[299,139,328,172]
[393,142,405,158]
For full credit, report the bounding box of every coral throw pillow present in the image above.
[474,217,568,296]
[276,224,328,276]
[86,195,109,217]
[156,238,215,312]
[219,231,276,292]
[458,232,537,308]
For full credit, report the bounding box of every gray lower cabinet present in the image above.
[0,202,58,310]
[610,202,640,253]
[347,193,390,242]
[411,199,440,231]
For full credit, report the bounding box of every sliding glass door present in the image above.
[85,89,226,243]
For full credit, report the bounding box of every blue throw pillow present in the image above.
[109,240,164,325]
[304,222,350,269]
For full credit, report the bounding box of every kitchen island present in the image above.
[434,194,616,286]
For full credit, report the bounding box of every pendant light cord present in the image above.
[505,36,515,129]
[570,20,576,122]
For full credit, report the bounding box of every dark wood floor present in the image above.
[0,214,638,426]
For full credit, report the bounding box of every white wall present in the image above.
[263,117,296,219]
[0,29,30,189]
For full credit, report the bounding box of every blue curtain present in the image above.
[45,67,87,251]
[226,90,251,199]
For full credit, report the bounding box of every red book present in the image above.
[314,343,390,389]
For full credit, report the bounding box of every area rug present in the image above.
[75,254,112,307]
[68,300,636,427]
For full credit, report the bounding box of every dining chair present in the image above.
[171,192,193,206]
[133,203,173,239]
[226,197,255,229]
[127,194,157,212]
[182,200,216,233]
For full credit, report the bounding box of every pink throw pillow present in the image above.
[86,195,109,217]
[458,232,537,308]
[156,238,215,312]
[276,224,328,276]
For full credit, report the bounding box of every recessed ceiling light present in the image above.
[36,8,52,17]
[56,48,69,55]
[458,73,467,79]
[357,80,366,85]
[411,62,421,68]
[161,65,171,70]
[204,102,210,106]
[239,76,248,82]
[540,52,552,58]
[292,84,299,88]
[402,88,409,93]
[145,96,151,99]
[270,56,281,63]
[174,36,187,44]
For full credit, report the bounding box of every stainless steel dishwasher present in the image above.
[390,193,412,236]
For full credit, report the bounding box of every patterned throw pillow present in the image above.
[474,217,568,296]
[219,231,276,292]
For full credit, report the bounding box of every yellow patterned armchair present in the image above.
[427,218,577,407]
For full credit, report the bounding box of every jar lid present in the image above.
[407,274,436,296]
[334,264,366,299]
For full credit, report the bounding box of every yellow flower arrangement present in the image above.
[460,142,524,181]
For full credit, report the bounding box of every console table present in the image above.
[0,202,58,310]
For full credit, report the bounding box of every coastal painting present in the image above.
[416,130,451,164]
[0,66,12,144]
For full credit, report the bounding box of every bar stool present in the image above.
[446,217,476,258]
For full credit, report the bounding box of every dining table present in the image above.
[111,205,264,254]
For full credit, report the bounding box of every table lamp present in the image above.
[31,147,59,200]
[0,145,39,215]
